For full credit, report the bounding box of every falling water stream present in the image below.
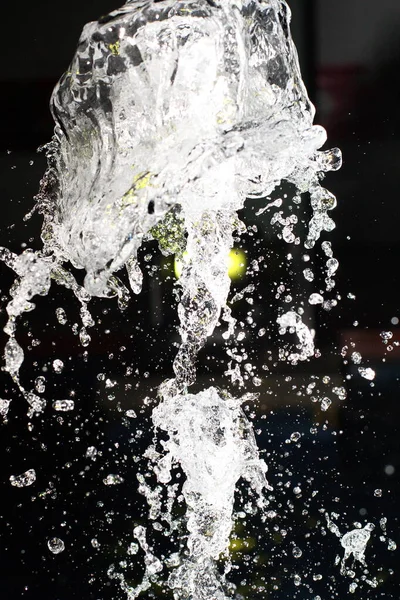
[0,1,396,599]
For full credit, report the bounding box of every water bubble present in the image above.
[10,469,36,488]
[103,474,124,486]
[52,400,75,412]
[52,359,64,374]
[358,367,375,381]
[48,537,65,554]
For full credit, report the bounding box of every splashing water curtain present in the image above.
[5,0,387,598]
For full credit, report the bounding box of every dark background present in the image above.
[0,1,399,599]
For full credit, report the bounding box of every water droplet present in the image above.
[292,546,302,558]
[86,446,97,459]
[384,464,395,476]
[27,392,46,414]
[91,538,100,548]
[56,307,67,325]
[293,574,301,586]
[303,268,314,281]
[351,352,362,364]
[127,542,139,555]
[4,338,24,377]
[48,537,65,554]
[0,398,11,418]
[388,539,397,551]
[126,409,137,418]
[103,474,124,486]
[79,327,91,347]
[326,258,339,276]
[53,359,64,374]
[52,400,75,412]
[10,469,36,488]
[374,488,382,497]
[321,397,332,411]
[358,367,375,381]
[309,293,324,305]
[380,331,393,343]
[34,376,46,393]
[290,432,301,443]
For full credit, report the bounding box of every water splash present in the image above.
[0,0,347,598]
[151,387,270,599]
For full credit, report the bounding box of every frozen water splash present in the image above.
[148,387,269,599]
[0,0,345,597]
[1,0,340,403]
[325,513,377,585]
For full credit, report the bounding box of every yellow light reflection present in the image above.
[174,248,246,280]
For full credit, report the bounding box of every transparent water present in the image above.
[0,1,395,599]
